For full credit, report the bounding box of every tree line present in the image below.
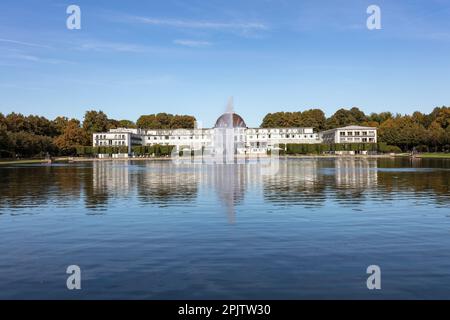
[1,106,449,158]
[0,111,195,158]
[261,106,450,152]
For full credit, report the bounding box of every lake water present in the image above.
[0,157,449,299]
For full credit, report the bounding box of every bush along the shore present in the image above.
[76,145,176,157]
[76,142,402,157]
[76,146,129,156]
[273,143,399,155]
[130,145,175,157]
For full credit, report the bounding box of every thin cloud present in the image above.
[127,16,268,31]
[75,40,180,56]
[10,53,71,64]
[173,39,212,47]
[78,41,148,53]
[0,38,51,49]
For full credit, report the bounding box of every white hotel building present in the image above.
[92,112,377,156]
[320,125,378,144]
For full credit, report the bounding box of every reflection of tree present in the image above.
[134,162,198,206]
[378,169,450,200]
[263,160,327,208]
[0,165,84,212]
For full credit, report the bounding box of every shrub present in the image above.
[415,145,429,153]
[378,142,402,153]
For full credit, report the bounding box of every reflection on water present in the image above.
[0,158,450,299]
[334,158,378,188]
[1,158,449,214]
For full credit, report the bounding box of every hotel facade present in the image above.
[92,112,377,156]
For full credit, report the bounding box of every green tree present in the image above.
[299,109,326,130]
[378,116,427,151]
[82,110,109,144]
[82,110,109,134]
[118,120,136,128]
[136,113,195,129]
[4,112,29,132]
[261,112,303,128]
[369,112,393,124]
[26,115,58,137]
[8,131,56,158]
[0,114,13,157]
[325,107,367,129]
[426,121,446,151]
[349,107,367,123]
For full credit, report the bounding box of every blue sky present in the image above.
[0,0,450,127]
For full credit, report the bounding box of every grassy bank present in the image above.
[415,153,450,159]
[0,159,50,165]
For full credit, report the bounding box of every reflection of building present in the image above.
[93,161,130,195]
[92,111,377,156]
[334,158,378,188]
[91,161,199,205]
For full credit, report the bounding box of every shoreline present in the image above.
[65,154,399,162]
[0,154,397,165]
[2,153,450,165]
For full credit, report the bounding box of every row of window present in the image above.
[147,136,212,140]
[248,134,317,139]
[95,134,127,139]
[247,129,312,134]
[339,131,375,136]
[340,137,375,142]
[143,134,317,140]
[95,141,127,146]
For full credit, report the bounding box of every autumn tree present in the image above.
[54,119,89,155]
[53,116,71,135]
[433,107,450,129]
[379,116,427,151]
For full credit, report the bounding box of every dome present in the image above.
[214,112,247,128]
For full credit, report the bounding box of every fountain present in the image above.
[213,97,247,164]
